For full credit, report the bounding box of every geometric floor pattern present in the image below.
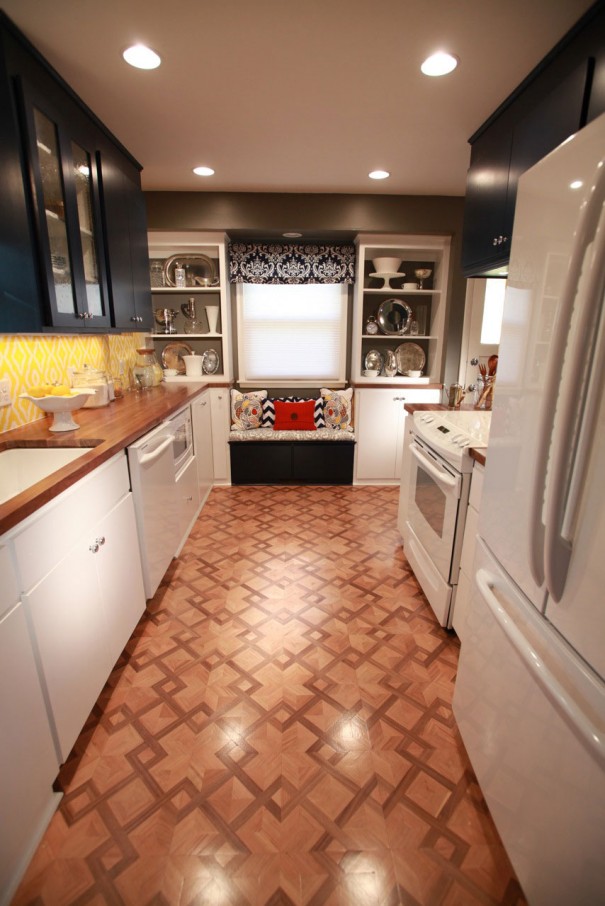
[14,485,527,905]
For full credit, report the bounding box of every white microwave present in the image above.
[167,407,193,474]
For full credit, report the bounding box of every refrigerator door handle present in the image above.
[543,161,605,601]
[476,567,605,768]
[529,154,605,593]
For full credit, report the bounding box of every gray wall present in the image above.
[144,191,467,388]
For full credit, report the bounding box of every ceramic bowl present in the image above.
[363,368,379,377]
[407,370,423,378]
[372,257,401,274]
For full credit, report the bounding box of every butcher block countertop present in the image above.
[0,381,225,535]
[403,402,487,467]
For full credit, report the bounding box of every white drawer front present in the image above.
[13,454,130,592]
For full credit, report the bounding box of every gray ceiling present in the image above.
[0,0,595,195]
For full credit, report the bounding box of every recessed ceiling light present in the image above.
[570,179,583,189]
[369,170,390,180]
[193,166,215,177]
[122,44,161,70]
[421,52,458,77]
[283,232,302,238]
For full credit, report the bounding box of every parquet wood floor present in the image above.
[13,485,526,905]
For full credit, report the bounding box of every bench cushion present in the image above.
[229,428,355,442]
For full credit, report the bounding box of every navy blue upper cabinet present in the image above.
[0,12,151,333]
[461,62,590,277]
[18,77,111,329]
[461,2,605,278]
[99,146,153,331]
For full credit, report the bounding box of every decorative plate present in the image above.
[161,341,194,374]
[376,298,413,335]
[395,342,426,374]
[384,349,397,377]
[163,254,217,288]
[364,349,384,372]
[202,348,220,374]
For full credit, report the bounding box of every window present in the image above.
[237,283,348,386]
[480,278,506,344]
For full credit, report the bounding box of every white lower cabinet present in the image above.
[0,545,59,906]
[209,387,231,483]
[15,454,146,763]
[191,391,214,505]
[452,462,484,641]
[355,388,441,483]
[96,493,147,668]
[397,417,415,534]
[176,455,199,551]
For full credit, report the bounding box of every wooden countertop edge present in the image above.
[0,381,230,535]
[469,447,486,466]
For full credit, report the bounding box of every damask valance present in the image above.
[228,242,356,285]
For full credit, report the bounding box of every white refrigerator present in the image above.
[454,112,605,905]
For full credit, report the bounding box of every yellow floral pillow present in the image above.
[230,389,267,430]
[320,388,353,431]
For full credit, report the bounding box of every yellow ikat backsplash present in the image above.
[0,333,147,433]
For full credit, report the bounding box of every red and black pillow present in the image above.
[262,396,325,429]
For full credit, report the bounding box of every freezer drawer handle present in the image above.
[476,567,605,768]
[139,435,175,465]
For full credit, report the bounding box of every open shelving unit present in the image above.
[352,234,451,385]
[145,231,233,382]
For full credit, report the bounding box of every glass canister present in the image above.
[132,348,156,390]
[71,365,110,407]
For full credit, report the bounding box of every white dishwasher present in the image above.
[127,416,183,598]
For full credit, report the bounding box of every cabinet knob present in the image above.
[186,495,193,502]
[96,536,106,546]
[131,316,137,322]
[393,396,406,401]
[89,542,99,554]
[77,312,86,319]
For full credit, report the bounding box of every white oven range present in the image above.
[402,409,491,628]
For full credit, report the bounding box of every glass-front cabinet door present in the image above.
[19,80,110,328]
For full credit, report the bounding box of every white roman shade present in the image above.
[237,283,348,384]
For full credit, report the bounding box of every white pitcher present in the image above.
[182,354,203,377]
[205,306,219,334]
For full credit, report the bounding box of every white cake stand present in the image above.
[369,271,406,288]
[19,391,95,432]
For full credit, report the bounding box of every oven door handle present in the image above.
[139,435,175,465]
[410,442,458,490]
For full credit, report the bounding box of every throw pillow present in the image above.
[320,387,354,431]
[230,389,267,430]
[263,396,325,428]
[273,399,317,431]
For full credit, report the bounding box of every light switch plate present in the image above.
[0,378,11,407]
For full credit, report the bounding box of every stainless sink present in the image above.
[0,447,93,505]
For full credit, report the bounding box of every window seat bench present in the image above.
[229,428,355,485]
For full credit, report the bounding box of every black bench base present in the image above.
[229,441,355,485]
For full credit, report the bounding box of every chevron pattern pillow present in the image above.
[262,396,325,429]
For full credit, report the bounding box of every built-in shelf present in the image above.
[353,234,451,385]
[146,231,233,383]
[152,286,221,293]
[150,332,222,339]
